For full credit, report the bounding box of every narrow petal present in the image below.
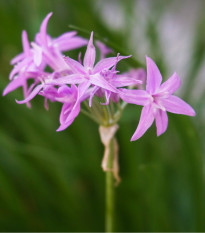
[101,90,111,105]
[131,104,155,141]
[54,31,77,43]
[22,82,31,108]
[22,30,31,56]
[57,102,80,131]
[46,74,85,85]
[31,42,43,66]
[119,89,150,106]
[65,57,85,74]
[155,109,168,136]
[40,12,53,47]
[111,76,142,87]
[55,37,87,52]
[83,31,96,68]
[72,81,90,110]
[159,72,181,94]
[94,55,130,74]
[89,86,99,107]
[9,57,32,80]
[3,76,25,96]
[77,81,90,102]
[16,84,44,104]
[146,56,162,94]
[96,40,113,59]
[11,53,25,65]
[90,74,118,93]
[161,95,196,116]
[65,102,81,124]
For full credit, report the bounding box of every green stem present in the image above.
[105,137,115,232]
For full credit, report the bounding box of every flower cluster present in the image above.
[3,13,195,141]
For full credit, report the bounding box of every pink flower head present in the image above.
[59,32,131,107]
[32,12,87,70]
[120,56,196,141]
[3,12,87,108]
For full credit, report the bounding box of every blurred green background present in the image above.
[0,0,205,232]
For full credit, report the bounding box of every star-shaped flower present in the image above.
[120,56,196,141]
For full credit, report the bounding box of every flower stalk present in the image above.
[99,124,120,232]
[105,136,115,232]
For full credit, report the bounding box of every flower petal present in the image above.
[40,12,53,47]
[119,89,150,106]
[83,31,96,68]
[54,31,77,43]
[94,55,130,74]
[155,109,168,136]
[3,76,25,96]
[146,56,162,94]
[161,95,196,116]
[9,57,32,80]
[22,30,31,56]
[16,84,44,104]
[11,53,25,65]
[72,81,90,111]
[159,72,181,94]
[55,37,87,52]
[47,74,85,85]
[111,75,142,87]
[101,90,111,105]
[90,74,118,93]
[131,104,154,141]
[57,102,80,131]
[65,57,85,74]
[31,42,43,67]
[89,86,99,107]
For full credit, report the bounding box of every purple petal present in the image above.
[31,42,43,66]
[65,57,85,74]
[155,109,168,136]
[161,95,196,116]
[146,56,162,94]
[77,81,91,102]
[65,102,81,125]
[96,40,113,59]
[22,30,30,56]
[3,76,25,96]
[58,85,73,95]
[47,74,85,85]
[57,102,80,131]
[131,104,155,141]
[16,84,44,104]
[22,82,31,108]
[55,37,87,52]
[111,76,142,87]
[159,72,181,95]
[40,12,53,47]
[83,31,96,68]
[101,90,111,105]
[89,86,99,107]
[110,93,120,103]
[9,57,32,80]
[119,89,150,106]
[54,31,77,43]
[72,81,90,110]
[11,53,24,65]
[90,74,118,93]
[94,55,130,74]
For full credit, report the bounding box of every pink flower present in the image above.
[120,56,196,141]
[58,32,131,107]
